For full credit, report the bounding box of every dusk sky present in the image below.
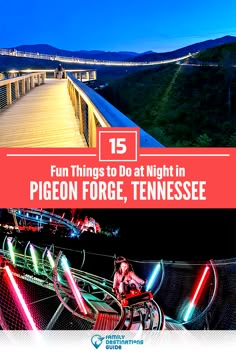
[1,0,236,53]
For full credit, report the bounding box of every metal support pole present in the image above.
[45,296,69,330]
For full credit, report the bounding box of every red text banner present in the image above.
[0,128,235,208]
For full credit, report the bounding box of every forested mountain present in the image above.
[98,61,236,147]
[195,42,236,62]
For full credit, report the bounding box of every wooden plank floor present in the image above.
[0,79,87,147]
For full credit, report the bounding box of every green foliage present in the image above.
[193,133,213,147]
[195,43,236,63]
[227,132,236,146]
[99,63,236,146]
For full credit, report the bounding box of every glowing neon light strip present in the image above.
[61,257,87,314]
[47,250,55,269]
[146,263,161,291]
[7,238,15,265]
[5,266,38,330]
[183,265,210,322]
[30,244,38,273]
[47,250,61,282]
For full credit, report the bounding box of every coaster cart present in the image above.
[117,286,164,330]
[120,288,153,307]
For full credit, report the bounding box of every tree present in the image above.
[193,133,212,147]
[221,49,235,118]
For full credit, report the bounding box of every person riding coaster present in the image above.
[112,256,148,305]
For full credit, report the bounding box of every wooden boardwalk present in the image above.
[0,79,87,147]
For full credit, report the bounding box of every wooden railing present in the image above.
[0,72,46,109]
[1,69,96,81]
[67,72,164,148]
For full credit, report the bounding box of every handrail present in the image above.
[0,72,46,87]
[0,72,46,110]
[67,72,164,147]
[1,69,96,81]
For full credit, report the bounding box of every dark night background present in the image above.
[72,208,236,261]
[1,208,236,262]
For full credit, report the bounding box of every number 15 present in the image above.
[109,138,127,154]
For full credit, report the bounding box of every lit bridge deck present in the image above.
[0,79,87,147]
[0,70,164,148]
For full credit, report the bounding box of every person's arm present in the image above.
[113,272,119,292]
[130,271,145,285]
